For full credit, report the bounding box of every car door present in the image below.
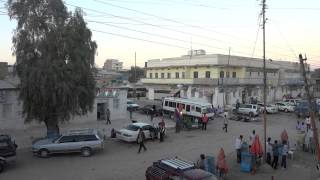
[142,125,152,139]
[238,104,246,114]
[54,135,77,153]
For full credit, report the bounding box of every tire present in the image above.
[249,112,254,117]
[39,149,49,158]
[284,109,288,113]
[81,147,92,157]
[0,160,4,173]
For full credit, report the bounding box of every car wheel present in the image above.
[81,147,92,157]
[39,149,49,158]
[284,109,288,113]
[249,112,254,117]
[0,160,4,173]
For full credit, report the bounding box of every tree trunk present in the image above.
[44,118,60,138]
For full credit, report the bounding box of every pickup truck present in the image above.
[0,135,18,173]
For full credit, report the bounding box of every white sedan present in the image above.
[258,104,278,114]
[275,102,295,112]
[116,122,156,142]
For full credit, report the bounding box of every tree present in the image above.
[128,66,145,83]
[7,0,97,136]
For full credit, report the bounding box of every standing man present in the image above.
[305,115,311,130]
[106,108,111,124]
[271,140,280,169]
[266,137,272,165]
[137,128,147,153]
[281,140,288,169]
[222,114,228,133]
[202,113,209,130]
[150,105,156,122]
[236,99,240,114]
[235,135,243,163]
[129,107,133,122]
[159,119,165,142]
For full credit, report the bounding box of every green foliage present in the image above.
[7,0,97,127]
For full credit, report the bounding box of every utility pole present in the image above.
[299,54,320,162]
[262,0,267,159]
[134,51,137,83]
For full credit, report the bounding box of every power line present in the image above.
[252,13,262,57]
[88,0,301,60]
[91,29,190,50]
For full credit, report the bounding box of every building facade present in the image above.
[312,68,320,98]
[103,59,123,71]
[141,51,307,107]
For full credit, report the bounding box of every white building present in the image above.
[141,52,307,107]
[103,59,123,71]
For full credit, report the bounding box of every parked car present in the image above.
[284,99,301,106]
[294,100,320,118]
[145,157,217,180]
[116,122,157,142]
[140,105,163,116]
[275,102,295,112]
[32,129,104,158]
[257,103,278,114]
[237,104,260,117]
[127,100,140,111]
[0,135,18,173]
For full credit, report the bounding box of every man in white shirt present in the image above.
[266,137,273,165]
[235,135,243,163]
[305,116,311,130]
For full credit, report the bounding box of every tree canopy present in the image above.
[7,0,97,135]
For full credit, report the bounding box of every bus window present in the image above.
[173,102,176,108]
[196,107,201,113]
[169,101,173,107]
[202,107,208,114]
[191,105,195,111]
[165,101,168,106]
[186,105,190,112]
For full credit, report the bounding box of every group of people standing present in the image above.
[297,115,315,153]
[266,137,289,169]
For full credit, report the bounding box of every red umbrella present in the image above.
[217,148,228,173]
[281,129,289,142]
[250,135,263,156]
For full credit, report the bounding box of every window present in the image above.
[161,73,164,78]
[165,101,168,106]
[59,136,76,143]
[167,73,171,79]
[249,72,252,76]
[220,71,224,78]
[149,73,152,78]
[232,72,236,78]
[182,72,185,78]
[78,135,98,141]
[205,71,210,78]
[169,101,173,107]
[175,72,179,78]
[186,105,190,112]
[196,106,201,112]
[155,73,158,78]
[193,71,198,78]
[226,72,230,78]
[173,102,176,108]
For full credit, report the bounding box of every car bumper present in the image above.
[117,135,137,142]
[3,155,16,163]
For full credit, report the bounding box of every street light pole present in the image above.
[262,0,267,159]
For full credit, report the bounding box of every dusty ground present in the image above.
[1,100,320,180]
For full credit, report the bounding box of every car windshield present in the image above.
[52,135,62,142]
[126,125,140,131]
[127,101,133,104]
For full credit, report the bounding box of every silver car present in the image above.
[32,129,104,158]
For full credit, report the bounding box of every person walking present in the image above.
[159,119,165,142]
[266,137,273,165]
[235,135,243,163]
[281,140,288,169]
[222,114,228,133]
[271,140,280,169]
[137,128,147,153]
[202,113,209,130]
[106,108,111,124]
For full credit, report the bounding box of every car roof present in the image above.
[160,158,194,170]
[132,122,150,127]
[66,128,98,136]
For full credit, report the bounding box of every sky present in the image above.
[0,0,320,69]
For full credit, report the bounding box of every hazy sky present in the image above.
[0,0,319,69]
